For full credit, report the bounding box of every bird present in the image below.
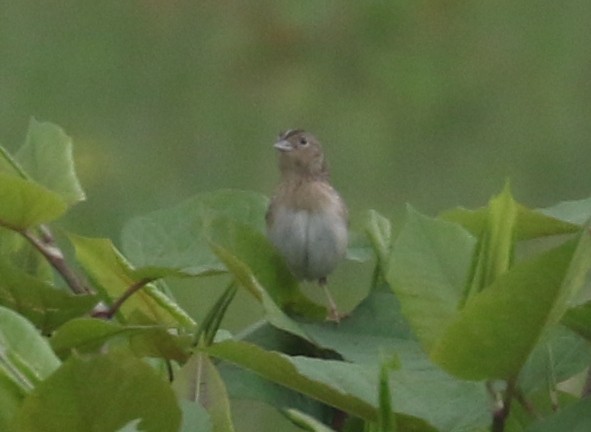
[266,129,348,321]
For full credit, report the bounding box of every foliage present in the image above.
[2,121,591,432]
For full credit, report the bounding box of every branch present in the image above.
[491,378,517,432]
[92,278,152,319]
[21,225,92,295]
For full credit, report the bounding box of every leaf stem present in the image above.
[21,225,92,295]
[491,378,517,432]
[92,278,152,319]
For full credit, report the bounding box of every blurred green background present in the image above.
[1,1,591,430]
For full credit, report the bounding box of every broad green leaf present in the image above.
[538,196,591,226]
[0,259,97,334]
[50,318,190,362]
[207,340,437,431]
[69,234,195,328]
[0,172,66,230]
[302,286,490,432]
[525,396,591,432]
[298,284,414,365]
[207,217,325,319]
[387,206,476,350]
[13,350,181,432]
[16,118,85,205]
[0,306,60,392]
[432,229,591,380]
[173,353,235,432]
[121,190,268,276]
[207,339,378,421]
[518,325,591,393]
[442,203,579,241]
[179,399,212,432]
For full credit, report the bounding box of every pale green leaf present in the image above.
[16,118,85,205]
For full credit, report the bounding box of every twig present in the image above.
[92,278,152,319]
[21,225,92,295]
[491,378,517,432]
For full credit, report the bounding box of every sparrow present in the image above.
[266,129,348,321]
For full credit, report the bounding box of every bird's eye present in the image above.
[299,137,309,146]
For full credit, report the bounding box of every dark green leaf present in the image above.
[0,259,97,334]
[50,318,190,362]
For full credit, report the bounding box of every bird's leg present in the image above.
[319,277,340,322]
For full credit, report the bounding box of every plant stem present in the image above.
[21,225,92,295]
[92,278,152,319]
[491,378,517,432]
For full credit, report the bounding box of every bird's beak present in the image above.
[273,139,293,152]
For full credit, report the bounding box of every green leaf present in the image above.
[538,196,591,226]
[0,172,67,230]
[301,287,489,432]
[387,205,477,350]
[365,209,392,269]
[16,118,85,205]
[518,325,591,393]
[173,352,235,432]
[0,259,97,334]
[0,306,60,392]
[69,234,195,328]
[441,200,579,241]
[207,217,325,320]
[13,350,181,432]
[207,339,378,421]
[121,190,268,276]
[0,307,60,429]
[525,396,591,432]
[563,301,591,341]
[283,408,336,432]
[50,318,190,362]
[432,229,591,380]
[179,399,212,432]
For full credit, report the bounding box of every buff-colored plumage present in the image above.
[266,130,348,320]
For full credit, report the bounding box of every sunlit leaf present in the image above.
[0,173,66,230]
[69,234,195,328]
[50,318,189,362]
[432,230,591,380]
[13,350,181,432]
